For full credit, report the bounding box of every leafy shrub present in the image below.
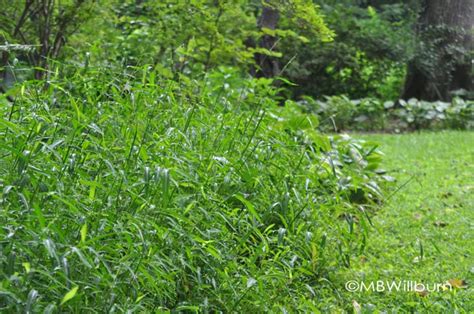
[56,0,333,79]
[0,65,388,312]
[302,96,474,132]
[393,98,474,130]
[281,3,415,100]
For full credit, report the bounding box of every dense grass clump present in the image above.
[0,67,388,312]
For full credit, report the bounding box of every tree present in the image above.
[0,0,94,80]
[280,2,415,100]
[254,1,280,78]
[402,0,473,101]
[253,0,334,79]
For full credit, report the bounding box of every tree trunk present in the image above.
[7,0,88,81]
[255,1,280,78]
[402,0,473,101]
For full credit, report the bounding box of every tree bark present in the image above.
[255,1,280,78]
[402,0,473,101]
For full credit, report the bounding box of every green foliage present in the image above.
[0,0,334,88]
[2,1,470,311]
[64,0,332,78]
[112,1,257,69]
[275,0,334,42]
[1,0,472,311]
[281,3,415,99]
[0,64,388,312]
[406,23,472,100]
[302,96,474,131]
[0,0,96,79]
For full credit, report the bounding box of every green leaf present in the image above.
[22,262,31,273]
[60,286,79,305]
[234,194,261,223]
[80,223,87,243]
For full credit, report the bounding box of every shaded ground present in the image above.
[337,131,473,312]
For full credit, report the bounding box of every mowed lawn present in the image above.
[337,131,473,312]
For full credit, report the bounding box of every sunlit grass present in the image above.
[338,131,473,312]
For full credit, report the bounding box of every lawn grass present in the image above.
[338,131,474,312]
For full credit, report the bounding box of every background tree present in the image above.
[253,0,334,79]
[281,1,415,100]
[402,0,473,101]
[254,1,280,78]
[0,0,94,80]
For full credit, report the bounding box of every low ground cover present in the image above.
[336,131,473,312]
[301,96,474,132]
